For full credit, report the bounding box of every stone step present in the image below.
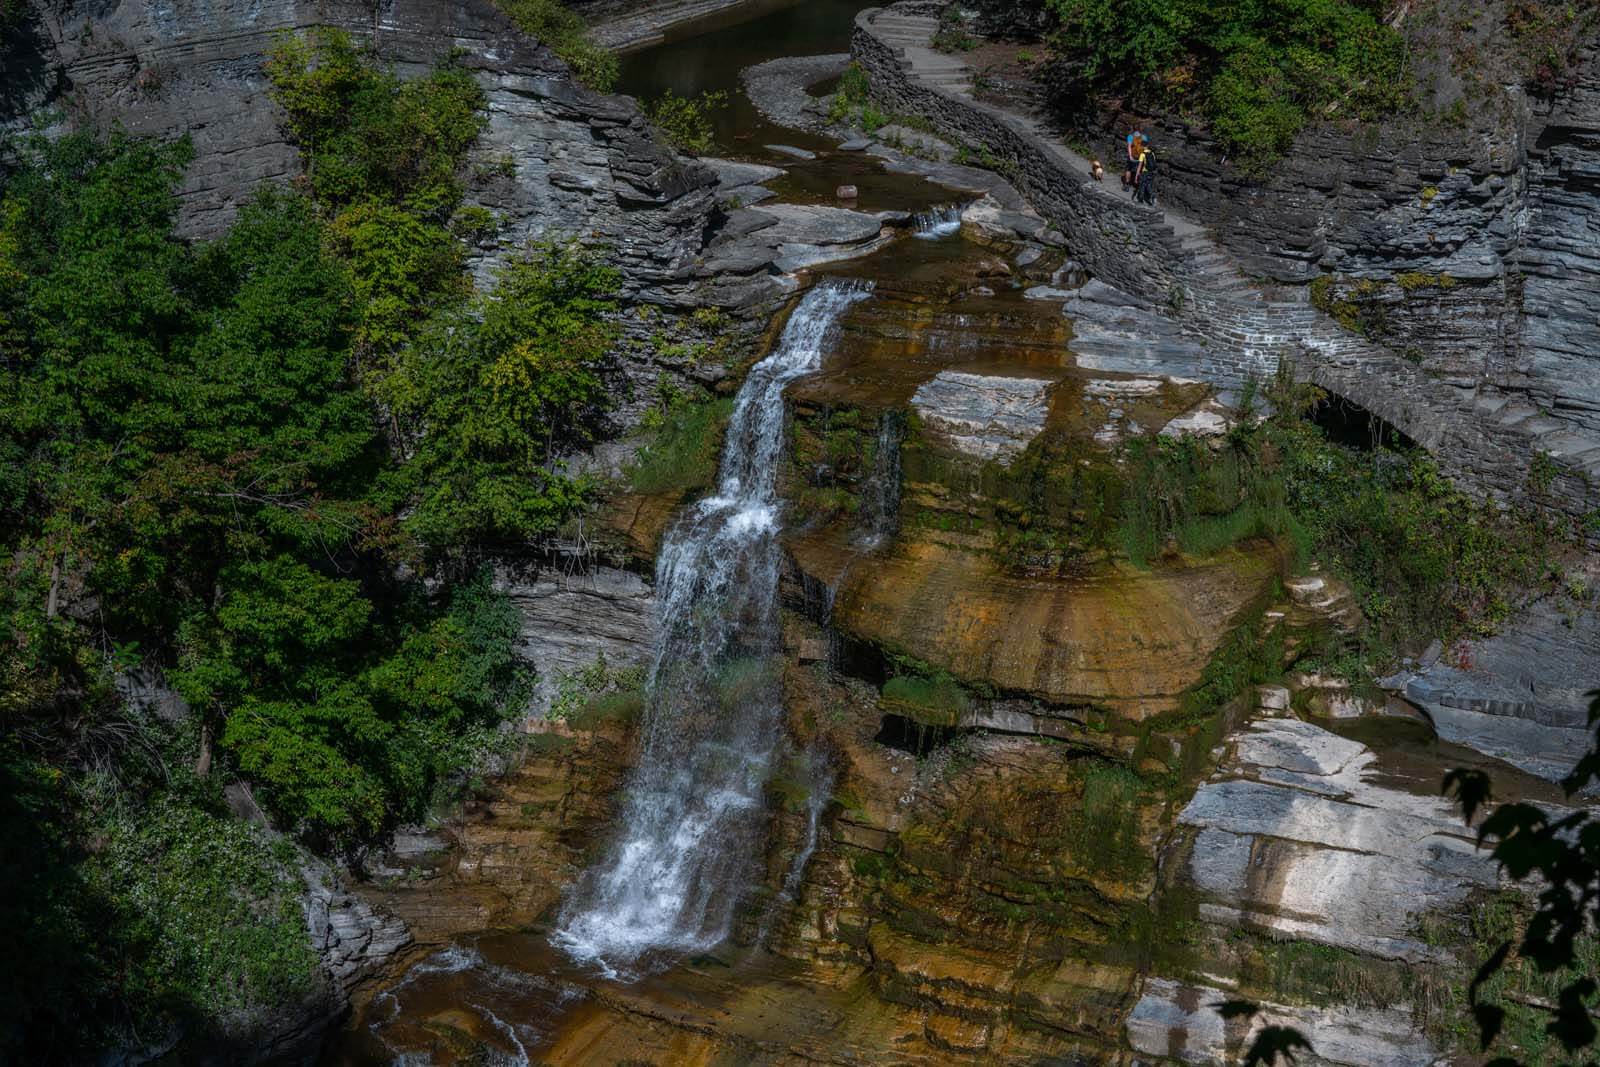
[1532,429,1600,460]
[1473,393,1512,417]
[1497,402,1540,427]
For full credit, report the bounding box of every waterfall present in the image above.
[852,410,903,548]
[754,747,835,948]
[552,279,872,974]
[779,753,833,901]
[912,203,963,239]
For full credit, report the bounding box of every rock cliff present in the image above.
[852,4,1600,528]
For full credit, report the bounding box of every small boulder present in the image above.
[765,143,817,160]
[1256,685,1292,714]
[836,184,859,200]
[975,257,1012,278]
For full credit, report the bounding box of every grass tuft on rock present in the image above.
[881,674,970,722]
[496,0,619,91]
[627,394,735,495]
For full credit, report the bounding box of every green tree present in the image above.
[1045,0,1409,167]
[379,239,619,549]
[645,89,729,155]
[266,27,485,356]
[0,130,534,840]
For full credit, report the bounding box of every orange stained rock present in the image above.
[833,537,1285,720]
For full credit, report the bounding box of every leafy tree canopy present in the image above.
[377,239,619,549]
[1045,0,1410,168]
[0,26,622,1052]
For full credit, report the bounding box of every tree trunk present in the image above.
[194,722,212,778]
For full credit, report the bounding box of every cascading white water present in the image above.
[852,411,903,548]
[552,279,872,973]
[754,746,835,947]
[778,754,833,901]
[912,203,963,239]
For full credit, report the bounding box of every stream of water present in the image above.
[325,5,1067,1057]
[551,280,872,973]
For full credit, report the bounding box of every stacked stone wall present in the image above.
[854,5,1600,527]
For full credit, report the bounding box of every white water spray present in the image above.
[912,203,963,239]
[552,280,872,972]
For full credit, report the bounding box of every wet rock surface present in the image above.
[909,370,1056,462]
[1176,718,1497,961]
[1381,575,1600,783]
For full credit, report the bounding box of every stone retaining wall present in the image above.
[854,13,1188,305]
[854,5,1600,526]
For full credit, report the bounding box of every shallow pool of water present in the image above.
[616,0,874,155]
[613,0,957,211]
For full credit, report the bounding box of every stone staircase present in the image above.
[857,6,1600,498]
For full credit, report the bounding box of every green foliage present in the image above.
[177,565,530,841]
[1116,433,1307,567]
[1274,417,1557,655]
[644,89,729,155]
[829,63,884,130]
[1180,608,1285,715]
[89,794,319,1018]
[0,79,615,1059]
[266,28,485,355]
[496,0,619,91]
[932,3,979,53]
[881,673,970,723]
[1046,0,1410,168]
[549,652,646,728]
[378,239,619,548]
[1070,762,1148,877]
[1440,689,1600,1064]
[1089,373,1556,664]
[1,132,535,842]
[627,393,735,495]
[1234,934,1410,1009]
[0,733,319,1060]
[837,63,871,107]
[1425,888,1600,1063]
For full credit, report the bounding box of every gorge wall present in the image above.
[0,0,800,428]
[852,4,1600,528]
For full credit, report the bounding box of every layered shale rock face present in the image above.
[852,5,1600,522]
[10,0,712,266]
[4,0,800,425]
[1149,69,1600,487]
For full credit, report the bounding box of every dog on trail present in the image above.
[1090,159,1104,182]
